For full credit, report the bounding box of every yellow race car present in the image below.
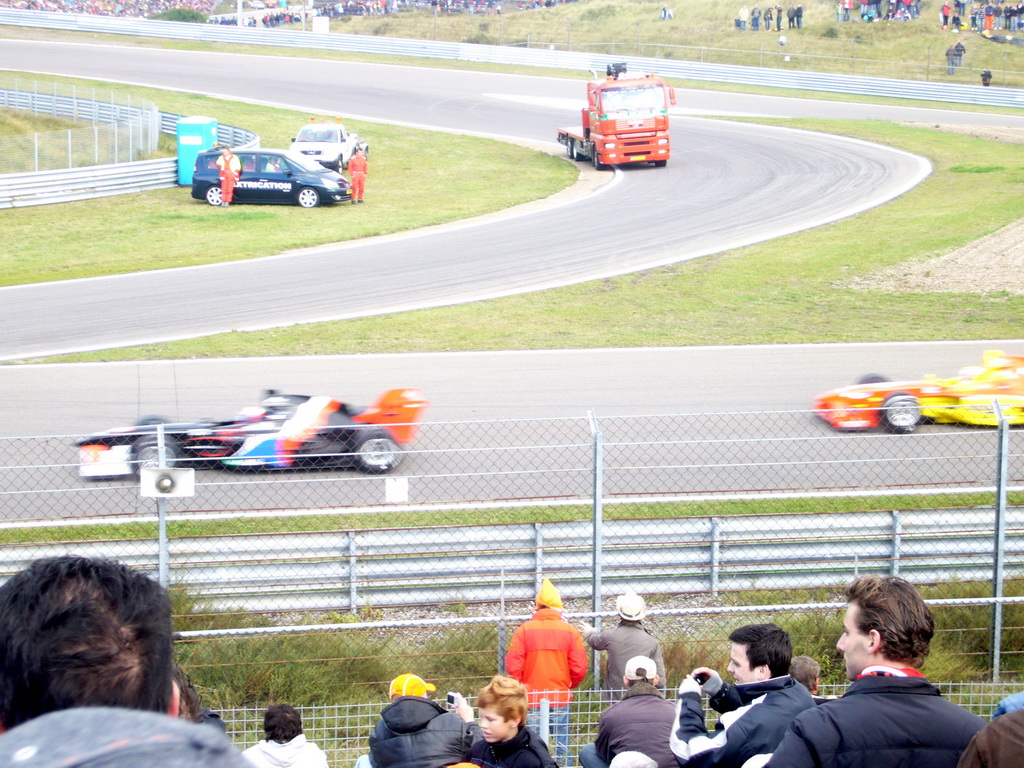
[814,350,1024,434]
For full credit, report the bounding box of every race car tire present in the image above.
[135,415,171,426]
[131,435,182,475]
[354,431,401,474]
[204,185,223,206]
[880,393,922,434]
[857,374,889,385]
[296,187,321,208]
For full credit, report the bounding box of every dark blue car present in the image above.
[191,148,352,208]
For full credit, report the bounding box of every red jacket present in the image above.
[506,608,588,707]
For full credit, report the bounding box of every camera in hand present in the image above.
[693,672,710,685]
[447,692,459,705]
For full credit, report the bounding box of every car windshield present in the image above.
[297,126,341,143]
[287,153,330,172]
[600,86,666,113]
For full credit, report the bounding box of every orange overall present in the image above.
[348,152,368,202]
[216,150,241,204]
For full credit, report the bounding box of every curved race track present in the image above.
[0,41,949,360]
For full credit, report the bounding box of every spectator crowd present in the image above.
[0,556,1022,768]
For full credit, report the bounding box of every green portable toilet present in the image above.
[176,116,219,186]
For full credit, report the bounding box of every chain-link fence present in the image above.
[1,405,1021,740]
[0,75,161,173]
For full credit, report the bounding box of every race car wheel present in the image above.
[880,393,922,434]
[354,431,401,474]
[204,185,223,206]
[135,415,171,427]
[131,435,182,475]
[857,374,889,385]
[296,187,321,208]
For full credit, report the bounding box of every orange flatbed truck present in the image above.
[557,63,676,170]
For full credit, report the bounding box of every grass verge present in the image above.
[0,77,575,286]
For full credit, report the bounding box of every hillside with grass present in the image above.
[314,0,1024,84]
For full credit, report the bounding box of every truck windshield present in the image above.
[600,86,665,113]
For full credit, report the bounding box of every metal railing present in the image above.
[0,89,259,208]
[0,76,161,173]
[0,8,1021,108]
[2,506,1020,612]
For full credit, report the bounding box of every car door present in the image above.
[232,152,260,203]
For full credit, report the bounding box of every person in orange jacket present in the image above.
[216,146,241,207]
[506,578,588,765]
[348,147,368,204]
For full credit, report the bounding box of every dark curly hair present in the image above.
[264,703,303,743]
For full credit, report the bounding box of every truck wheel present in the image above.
[653,160,668,168]
[592,152,607,171]
[566,141,577,161]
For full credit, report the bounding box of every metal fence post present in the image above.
[347,531,358,614]
[991,400,1009,681]
[710,517,721,595]
[891,510,902,576]
[156,424,169,588]
[538,698,551,747]
[534,523,544,596]
[498,567,507,675]
[589,410,604,691]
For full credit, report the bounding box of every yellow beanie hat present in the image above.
[536,577,563,609]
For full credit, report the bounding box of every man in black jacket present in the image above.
[579,656,677,768]
[768,576,985,768]
[369,674,483,768]
[671,624,814,768]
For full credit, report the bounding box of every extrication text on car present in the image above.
[557,63,676,170]
[76,389,428,478]
[814,350,1024,434]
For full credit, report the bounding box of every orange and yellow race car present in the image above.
[814,350,1024,434]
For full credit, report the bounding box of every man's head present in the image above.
[789,655,821,694]
[616,591,647,622]
[389,673,436,700]
[622,655,659,688]
[476,675,527,744]
[0,556,177,731]
[726,623,792,684]
[264,703,303,744]
[838,575,933,680]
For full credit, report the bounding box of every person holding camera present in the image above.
[367,674,483,768]
[670,624,813,768]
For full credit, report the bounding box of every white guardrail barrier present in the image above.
[0,506,1019,612]
[1,8,1023,107]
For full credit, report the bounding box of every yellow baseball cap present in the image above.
[390,673,437,698]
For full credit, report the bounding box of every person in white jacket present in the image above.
[243,703,329,768]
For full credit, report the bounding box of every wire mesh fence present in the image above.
[0,75,161,173]
[1,405,1021,737]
